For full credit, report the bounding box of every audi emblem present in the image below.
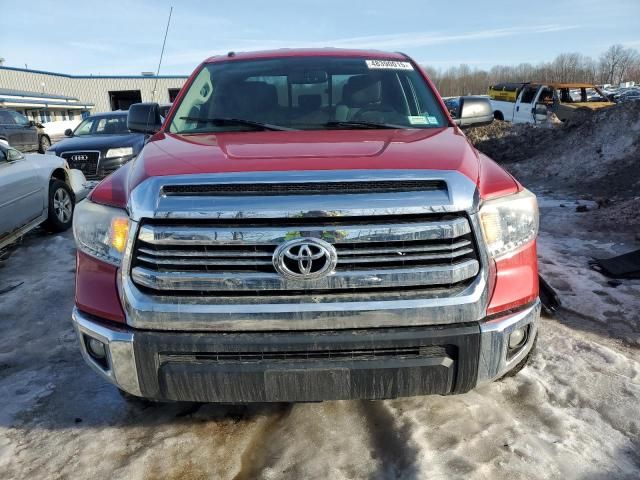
[273,238,337,280]
[70,154,89,161]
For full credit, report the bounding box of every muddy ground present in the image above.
[0,196,638,479]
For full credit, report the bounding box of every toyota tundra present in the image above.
[72,49,540,403]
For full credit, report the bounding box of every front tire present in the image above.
[43,180,74,232]
[39,135,51,154]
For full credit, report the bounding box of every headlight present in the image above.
[73,200,130,266]
[479,189,538,258]
[105,147,134,158]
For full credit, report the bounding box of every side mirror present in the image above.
[28,120,36,127]
[127,102,162,134]
[454,96,494,128]
[64,128,74,137]
[7,148,24,162]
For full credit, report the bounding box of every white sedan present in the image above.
[0,143,89,252]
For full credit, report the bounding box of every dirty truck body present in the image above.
[490,82,614,123]
[72,49,540,403]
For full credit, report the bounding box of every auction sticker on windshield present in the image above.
[365,60,413,70]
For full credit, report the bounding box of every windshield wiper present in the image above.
[179,117,294,131]
[324,120,407,130]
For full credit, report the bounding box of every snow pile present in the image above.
[1,220,639,479]
[469,102,640,229]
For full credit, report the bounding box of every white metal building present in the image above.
[0,66,188,121]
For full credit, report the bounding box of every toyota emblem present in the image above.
[273,238,337,280]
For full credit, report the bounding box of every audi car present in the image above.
[46,111,146,180]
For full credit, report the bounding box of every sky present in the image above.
[1,0,640,75]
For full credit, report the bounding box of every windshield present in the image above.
[169,57,447,133]
[74,115,129,135]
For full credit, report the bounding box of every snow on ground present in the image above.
[0,197,638,480]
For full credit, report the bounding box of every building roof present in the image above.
[204,48,409,64]
[0,88,94,109]
[0,88,80,101]
[0,98,94,109]
[0,66,189,79]
[86,110,128,117]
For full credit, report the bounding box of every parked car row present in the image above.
[0,143,89,255]
[0,103,175,259]
[1,103,175,182]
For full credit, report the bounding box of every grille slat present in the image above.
[131,261,480,292]
[137,247,273,258]
[337,248,474,264]
[136,218,471,246]
[336,239,471,256]
[137,255,274,267]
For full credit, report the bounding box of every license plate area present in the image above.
[157,356,454,402]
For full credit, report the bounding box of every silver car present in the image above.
[0,143,88,253]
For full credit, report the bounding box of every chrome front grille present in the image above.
[60,151,100,178]
[130,214,480,295]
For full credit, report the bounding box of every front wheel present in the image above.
[39,135,51,153]
[43,180,74,232]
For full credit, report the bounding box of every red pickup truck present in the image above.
[72,49,540,403]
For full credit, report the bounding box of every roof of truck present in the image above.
[204,48,409,63]
[531,82,599,89]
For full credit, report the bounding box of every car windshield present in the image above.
[169,57,447,133]
[74,115,129,135]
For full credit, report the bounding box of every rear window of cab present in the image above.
[169,57,447,133]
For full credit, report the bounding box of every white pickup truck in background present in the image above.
[489,82,614,124]
[40,119,82,143]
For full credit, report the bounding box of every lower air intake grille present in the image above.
[160,345,449,363]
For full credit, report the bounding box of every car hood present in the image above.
[128,128,482,189]
[562,102,614,110]
[50,133,144,153]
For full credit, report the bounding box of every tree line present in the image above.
[425,44,640,97]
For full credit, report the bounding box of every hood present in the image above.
[127,128,482,190]
[564,102,614,110]
[93,127,521,209]
[50,133,145,153]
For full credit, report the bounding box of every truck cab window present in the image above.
[520,86,538,104]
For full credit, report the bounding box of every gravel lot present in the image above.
[0,192,638,480]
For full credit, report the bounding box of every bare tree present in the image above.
[426,44,640,96]
[599,44,640,85]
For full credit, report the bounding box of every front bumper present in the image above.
[72,300,540,402]
[67,168,90,201]
[98,154,135,178]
